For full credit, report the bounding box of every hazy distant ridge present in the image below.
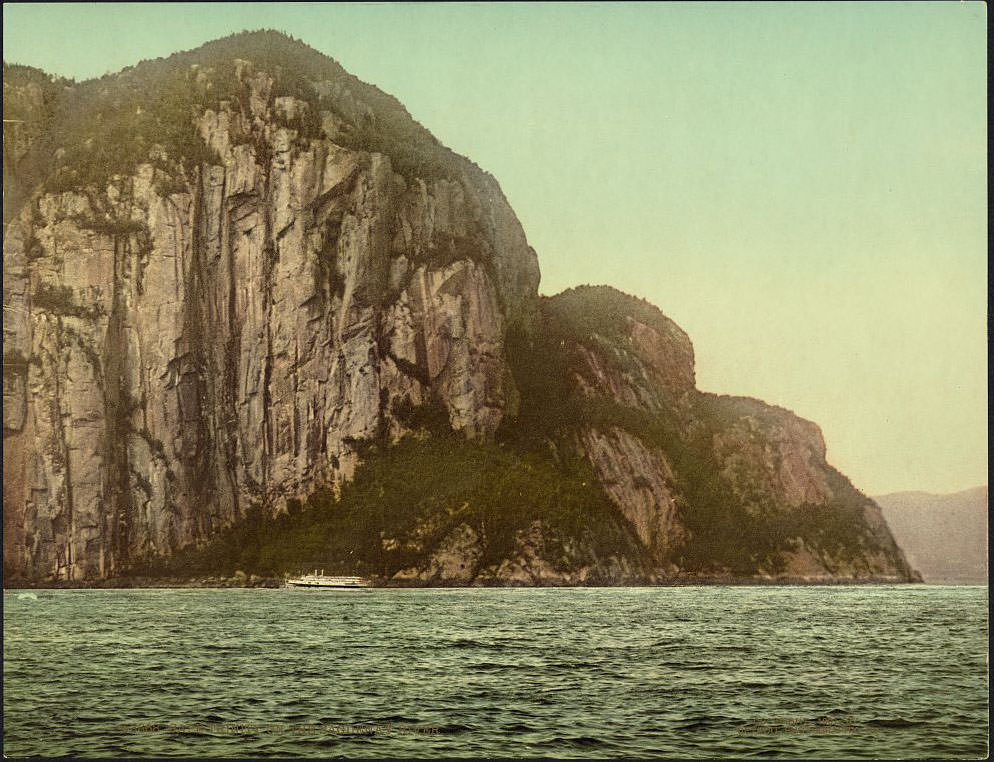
[875,486,988,583]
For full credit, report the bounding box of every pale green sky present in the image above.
[3,2,986,495]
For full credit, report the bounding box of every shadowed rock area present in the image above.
[3,32,918,585]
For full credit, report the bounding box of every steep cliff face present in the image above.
[484,285,917,583]
[3,32,916,584]
[3,38,538,580]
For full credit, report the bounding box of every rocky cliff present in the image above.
[3,32,917,584]
[495,286,917,583]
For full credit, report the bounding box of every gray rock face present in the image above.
[708,398,832,509]
[579,426,682,563]
[554,291,917,582]
[3,68,539,581]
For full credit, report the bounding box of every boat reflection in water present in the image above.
[285,570,372,589]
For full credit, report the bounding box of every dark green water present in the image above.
[3,585,988,758]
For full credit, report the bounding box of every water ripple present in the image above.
[3,585,988,758]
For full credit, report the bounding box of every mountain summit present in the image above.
[3,32,917,584]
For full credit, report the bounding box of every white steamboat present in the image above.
[285,570,372,589]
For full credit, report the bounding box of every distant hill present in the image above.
[875,487,988,583]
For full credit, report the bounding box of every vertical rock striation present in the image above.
[3,54,538,580]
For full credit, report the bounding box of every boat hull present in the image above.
[285,574,372,589]
[285,581,370,589]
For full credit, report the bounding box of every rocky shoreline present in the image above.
[4,574,922,590]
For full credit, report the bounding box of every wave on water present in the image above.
[2,586,988,759]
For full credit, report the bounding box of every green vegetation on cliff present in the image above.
[3,63,71,225]
[141,284,905,582]
[129,426,642,581]
[7,30,475,207]
[504,285,900,577]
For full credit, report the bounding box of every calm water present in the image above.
[3,585,988,758]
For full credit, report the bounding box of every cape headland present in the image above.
[3,32,919,586]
